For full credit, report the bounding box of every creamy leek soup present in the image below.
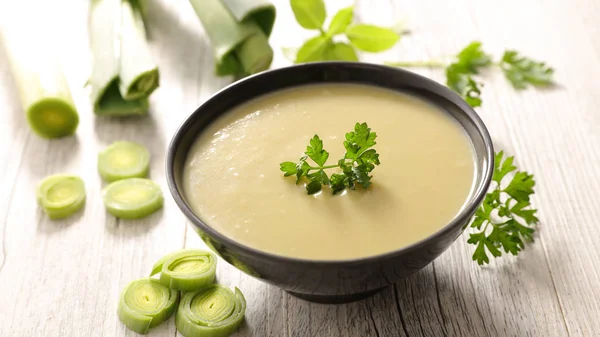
[182,84,475,260]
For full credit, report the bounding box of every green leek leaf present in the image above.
[89,0,157,116]
[188,0,275,77]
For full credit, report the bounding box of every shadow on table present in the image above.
[104,208,163,238]
[247,263,528,337]
[36,206,85,234]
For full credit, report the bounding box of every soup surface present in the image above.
[183,84,475,260]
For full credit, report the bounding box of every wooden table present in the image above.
[1,0,598,336]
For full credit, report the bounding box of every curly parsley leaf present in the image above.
[306,135,329,166]
[467,151,539,265]
[501,51,554,89]
[280,122,381,195]
[446,65,483,107]
[279,162,298,176]
[455,41,492,74]
[386,41,555,107]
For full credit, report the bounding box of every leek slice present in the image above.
[1,28,79,138]
[36,175,86,219]
[89,0,157,116]
[98,141,150,182]
[188,0,275,77]
[175,285,246,337]
[118,278,178,334]
[150,249,217,291]
[101,178,163,219]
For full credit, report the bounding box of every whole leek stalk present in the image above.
[1,27,79,138]
[89,0,159,116]
[188,0,276,77]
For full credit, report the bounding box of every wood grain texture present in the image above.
[0,0,598,336]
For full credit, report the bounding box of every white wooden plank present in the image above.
[2,0,600,336]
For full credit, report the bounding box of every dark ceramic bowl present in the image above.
[166,62,494,304]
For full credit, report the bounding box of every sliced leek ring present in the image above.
[98,141,150,182]
[150,249,217,291]
[117,278,178,334]
[176,284,246,337]
[36,174,86,219]
[102,178,163,219]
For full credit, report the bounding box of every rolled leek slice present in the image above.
[36,175,86,219]
[188,0,276,77]
[89,0,158,116]
[98,141,150,182]
[118,278,178,334]
[150,249,217,291]
[175,284,246,337]
[1,27,79,138]
[101,178,163,219]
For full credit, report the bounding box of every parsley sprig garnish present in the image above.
[467,151,539,265]
[280,122,380,195]
[386,41,555,107]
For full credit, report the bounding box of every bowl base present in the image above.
[286,286,387,304]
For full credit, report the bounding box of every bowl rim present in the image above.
[166,61,494,267]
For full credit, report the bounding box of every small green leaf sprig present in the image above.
[280,122,380,195]
[467,151,539,265]
[386,41,555,107]
[289,0,401,63]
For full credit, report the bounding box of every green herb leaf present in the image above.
[467,151,538,265]
[343,122,377,160]
[455,41,492,74]
[280,123,380,195]
[295,35,330,63]
[279,161,298,176]
[323,42,358,61]
[492,151,515,183]
[345,24,400,52]
[327,7,353,36]
[305,135,329,166]
[446,65,483,107]
[295,159,310,183]
[501,50,554,89]
[306,180,323,194]
[504,171,535,202]
[290,0,327,30]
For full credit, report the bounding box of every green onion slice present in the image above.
[188,0,275,77]
[117,278,178,334]
[150,249,217,291]
[175,284,246,337]
[101,178,163,219]
[98,141,150,182]
[36,175,86,219]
